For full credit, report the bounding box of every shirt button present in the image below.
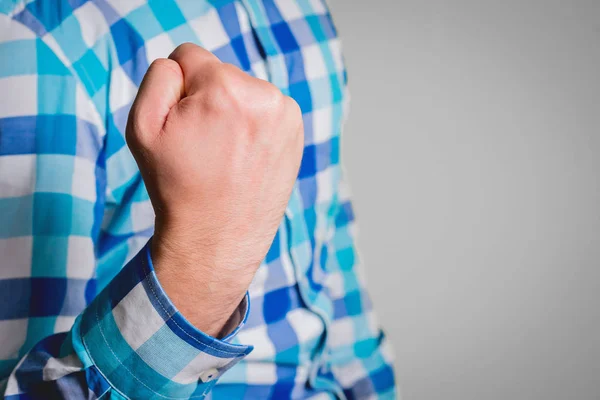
[199,368,219,382]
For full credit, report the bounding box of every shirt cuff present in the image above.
[73,241,253,399]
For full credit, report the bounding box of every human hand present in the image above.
[126,43,304,336]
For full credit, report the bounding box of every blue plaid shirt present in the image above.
[0,0,397,398]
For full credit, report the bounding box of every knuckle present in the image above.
[263,83,285,108]
[205,67,239,109]
[284,95,302,118]
[170,42,197,58]
[148,58,182,78]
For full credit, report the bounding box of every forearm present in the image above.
[3,242,252,399]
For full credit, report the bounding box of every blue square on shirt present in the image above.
[175,0,212,22]
[70,197,96,236]
[30,277,67,317]
[288,18,315,47]
[263,286,292,323]
[319,14,338,40]
[298,144,316,179]
[35,115,77,155]
[0,196,34,238]
[289,80,312,114]
[265,230,281,263]
[370,363,395,393]
[343,290,363,317]
[336,247,355,272]
[213,43,240,66]
[284,50,306,85]
[271,22,300,53]
[231,36,251,72]
[149,0,187,31]
[315,136,339,172]
[111,18,145,66]
[298,176,317,208]
[216,2,242,38]
[262,0,284,24]
[31,236,68,278]
[167,23,197,49]
[330,73,344,103]
[36,40,70,76]
[125,4,164,41]
[35,155,75,196]
[0,40,37,78]
[0,279,31,319]
[26,0,72,33]
[76,119,102,162]
[72,50,107,96]
[0,116,36,156]
[32,193,73,236]
[50,13,87,61]
[306,15,329,43]
[38,75,77,115]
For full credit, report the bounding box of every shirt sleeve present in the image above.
[1,12,252,399]
[4,242,253,399]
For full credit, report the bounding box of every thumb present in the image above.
[127,58,184,147]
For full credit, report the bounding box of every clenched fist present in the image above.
[126,43,304,336]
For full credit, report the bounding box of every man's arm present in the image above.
[1,12,303,396]
[127,43,304,336]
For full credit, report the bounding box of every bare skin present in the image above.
[126,43,304,337]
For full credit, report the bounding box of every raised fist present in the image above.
[126,43,304,336]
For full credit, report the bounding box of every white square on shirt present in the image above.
[245,362,277,385]
[329,316,356,348]
[130,199,155,233]
[125,235,150,265]
[76,84,104,132]
[234,2,251,34]
[0,155,36,199]
[286,308,324,344]
[311,105,332,145]
[42,353,83,382]
[325,270,345,299]
[109,66,138,113]
[71,156,97,202]
[73,2,109,48]
[112,281,165,350]
[171,350,232,385]
[302,44,328,81]
[316,166,335,205]
[0,237,32,279]
[66,236,96,280]
[332,359,368,388]
[0,14,35,40]
[144,32,175,64]
[105,0,146,17]
[0,76,37,118]
[236,324,276,360]
[274,0,303,21]
[251,60,269,81]
[380,334,396,366]
[0,319,28,359]
[329,38,345,73]
[54,316,77,333]
[189,8,230,52]
[308,0,327,15]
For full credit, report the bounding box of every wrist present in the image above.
[150,233,255,337]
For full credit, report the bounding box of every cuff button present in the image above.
[199,368,219,382]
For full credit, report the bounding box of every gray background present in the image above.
[329,1,600,399]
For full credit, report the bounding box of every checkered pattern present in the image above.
[0,0,397,398]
